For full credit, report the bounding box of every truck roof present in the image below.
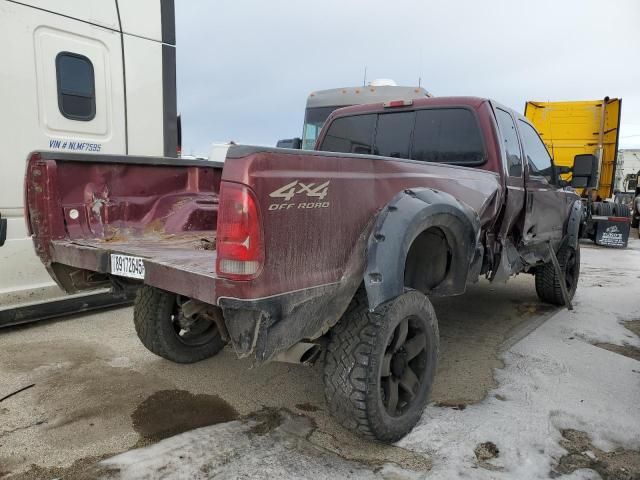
[326,96,531,129]
[306,85,430,108]
[326,96,498,118]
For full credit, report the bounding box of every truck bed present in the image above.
[25,152,222,304]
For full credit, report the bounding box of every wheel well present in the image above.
[404,227,451,293]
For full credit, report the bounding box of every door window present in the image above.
[518,120,553,182]
[412,108,484,165]
[56,52,96,121]
[320,114,376,154]
[495,109,522,177]
[373,112,415,158]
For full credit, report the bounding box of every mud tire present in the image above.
[323,289,439,442]
[535,242,580,306]
[134,285,225,363]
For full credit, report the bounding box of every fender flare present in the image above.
[365,188,481,310]
[564,199,583,249]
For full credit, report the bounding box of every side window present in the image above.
[319,114,376,154]
[495,109,522,177]
[56,52,96,121]
[412,109,485,165]
[373,112,415,158]
[518,120,553,183]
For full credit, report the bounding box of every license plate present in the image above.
[110,254,145,279]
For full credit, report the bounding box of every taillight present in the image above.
[216,182,264,280]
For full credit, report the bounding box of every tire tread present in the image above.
[323,289,438,442]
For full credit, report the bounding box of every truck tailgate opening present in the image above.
[25,152,222,304]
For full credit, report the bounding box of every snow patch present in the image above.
[398,240,640,479]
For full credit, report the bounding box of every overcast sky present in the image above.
[175,0,640,156]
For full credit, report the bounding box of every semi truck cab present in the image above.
[0,0,178,321]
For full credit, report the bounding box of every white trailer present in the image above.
[0,0,178,325]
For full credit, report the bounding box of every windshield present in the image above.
[302,106,344,150]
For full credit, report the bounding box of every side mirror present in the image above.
[570,154,598,188]
[276,137,302,149]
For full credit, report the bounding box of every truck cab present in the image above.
[316,97,574,261]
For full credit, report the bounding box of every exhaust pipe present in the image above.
[273,342,322,366]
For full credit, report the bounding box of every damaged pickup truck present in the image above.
[24,97,593,442]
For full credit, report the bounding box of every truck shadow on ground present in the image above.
[0,276,558,479]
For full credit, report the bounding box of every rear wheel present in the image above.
[323,289,439,442]
[535,242,580,306]
[134,286,226,363]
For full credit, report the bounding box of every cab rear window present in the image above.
[412,109,484,165]
[320,108,485,166]
[320,114,376,154]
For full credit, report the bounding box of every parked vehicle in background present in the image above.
[525,98,631,247]
[616,150,640,194]
[525,98,621,200]
[277,79,432,150]
[0,0,178,326]
[25,96,590,441]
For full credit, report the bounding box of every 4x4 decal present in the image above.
[268,180,330,211]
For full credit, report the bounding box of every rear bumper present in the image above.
[219,280,358,364]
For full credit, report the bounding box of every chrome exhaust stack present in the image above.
[273,342,322,365]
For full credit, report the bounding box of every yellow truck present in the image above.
[525,97,634,247]
[525,97,621,200]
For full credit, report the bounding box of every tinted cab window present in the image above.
[518,120,554,183]
[320,108,485,166]
[321,114,376,154]
[412,109,484,164]
[374,112,414,158]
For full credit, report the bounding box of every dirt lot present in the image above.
[0,278,549,478]
[0,235,639,479]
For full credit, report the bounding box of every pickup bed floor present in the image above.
[50,232,218,304]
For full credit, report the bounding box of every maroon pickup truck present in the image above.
[25,96,591,442]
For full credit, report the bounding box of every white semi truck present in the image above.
[0,0,178,325]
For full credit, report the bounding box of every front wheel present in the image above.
[323,289,439,442]
[535,242,580,306]
[134,286,226,363]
